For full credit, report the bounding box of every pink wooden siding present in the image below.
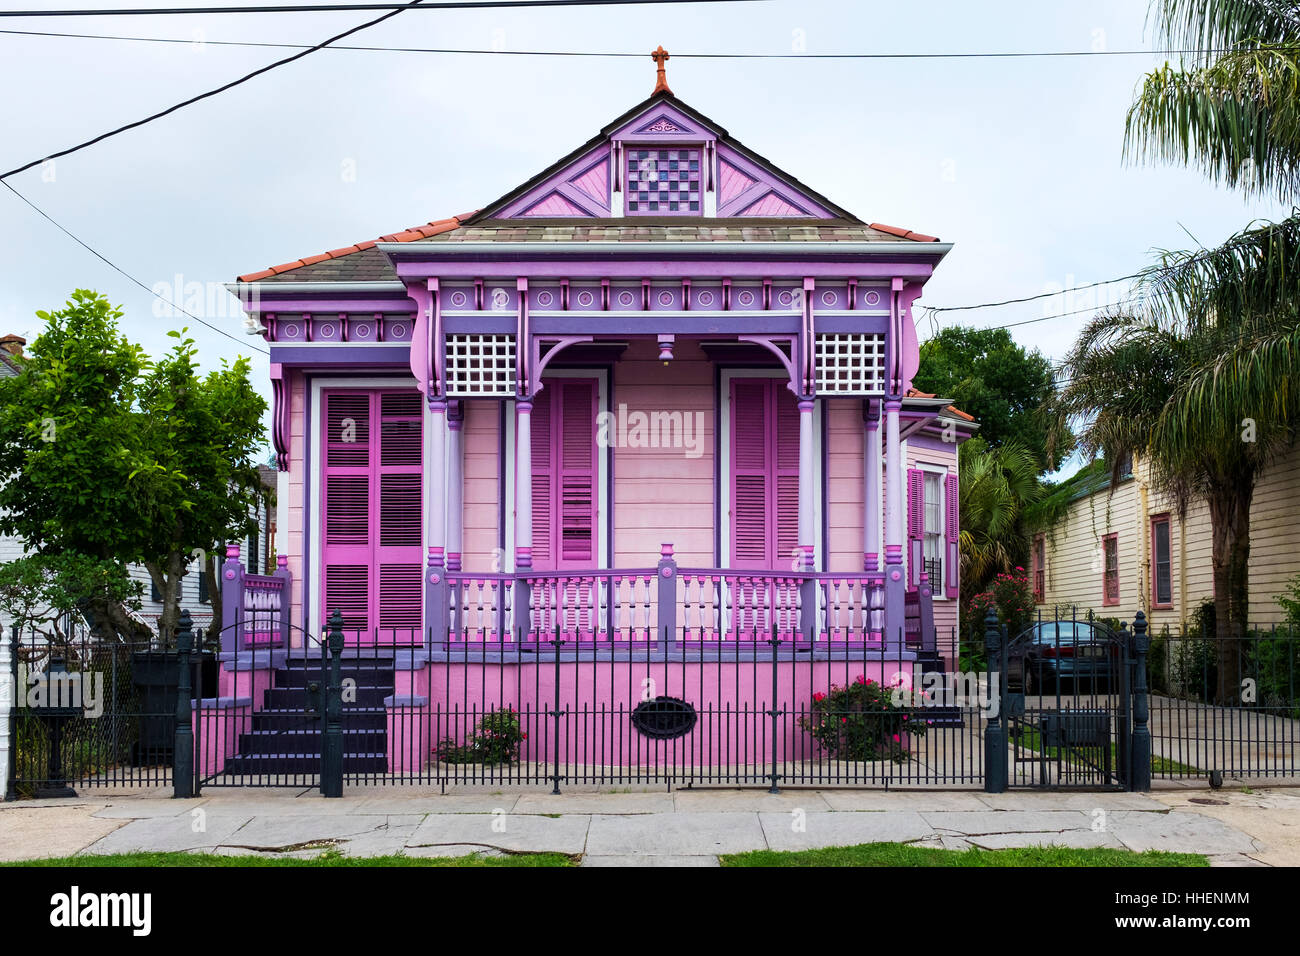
[320,389,423,644]
[826,400,865,573]
[730,377,798,571]
[286,372,306,637]
[905,440,960,643]
[611,339,714,566]
[461,400,500,572]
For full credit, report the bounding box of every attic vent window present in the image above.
[626,148,700,214]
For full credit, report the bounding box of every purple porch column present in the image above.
[864,401,881,572]
[797,398,817,639]
[425,400,448,646]
[514,398,534,633]
[220,543,244,654]
[446,403,464,572]
[883,399,905,653]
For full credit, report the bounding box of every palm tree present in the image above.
[1126,0,1300,202]
[1060,217,1300,701]
[957,437,1043,600]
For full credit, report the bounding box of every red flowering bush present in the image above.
[799,675,927,763]
[436,706,526,764]
[966,567,1035,640]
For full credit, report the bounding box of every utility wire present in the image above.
[1,0,753,16]
[0,27,1253,59]
[0,0,445,181]
[2,180,269,355]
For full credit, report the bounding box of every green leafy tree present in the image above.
[1126,0,1300,203]
[1059,219,1300,702]
[0,553,143,644]
[913,326,1072,473]
[0,291,268,643]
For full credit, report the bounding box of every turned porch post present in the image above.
[883,398,905,653]
[863,400,881,573]
[425,399,449,646]
[514,397,534,632]
[446,402,464,572]
[797,398,818,639]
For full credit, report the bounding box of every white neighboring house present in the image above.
[0,334,276,639]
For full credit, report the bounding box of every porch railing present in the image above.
[220,546,292,653]
[443,544,906,648]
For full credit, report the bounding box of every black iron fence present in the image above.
[5,608,1299,798]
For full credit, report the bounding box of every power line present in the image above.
[2,180,269,355]
[1,0,752,16]
[0,0,443,181]
[0,28,1253,59]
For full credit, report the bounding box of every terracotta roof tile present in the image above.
[237,213,474,283]
[906,387,974,423]
[868,222,940,242]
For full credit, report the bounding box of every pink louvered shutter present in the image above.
[376,393,423,640]
[907,468,925,587]
[731,379,771,569]
[944,473,960,599]
[774,385,801,570]
[530,391,554,568]
[323,392,372,634]
[557,380,596,567]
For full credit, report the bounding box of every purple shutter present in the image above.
[530,390,554,569]
[945,472,960,599]
[376,393,423,640]
[557,380,596,567]
[774,384,801,570]
[531,379,597,572]
[731,379,772,570]
[907,468,924,588]
[322,392,372,635]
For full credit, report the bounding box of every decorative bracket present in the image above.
[530,335,595,395]
[738,334,801,396]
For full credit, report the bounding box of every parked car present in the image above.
[1005,620,1119,694]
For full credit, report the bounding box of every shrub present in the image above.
[965,567,1036,641]
[799,675,929,763]
[436,706,526,765]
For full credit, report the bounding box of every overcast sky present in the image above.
[0,0,1289,475]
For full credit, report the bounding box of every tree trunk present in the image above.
[1207,477,1254,704]
[204,555,222,642]
[146,551,185,647]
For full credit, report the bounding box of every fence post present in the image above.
[549,623,564,795]
[1129,611,1152,791]
[657,543,677,650]
[768,617,782,794]
[321,609,345,798]
[173,611,195,799]
[3,625,15,802]
[220,543,244,654]
[983,608,1007,793]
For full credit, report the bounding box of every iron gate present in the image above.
[1000,617,1132,790]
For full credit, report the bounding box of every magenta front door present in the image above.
[320,389,424,645]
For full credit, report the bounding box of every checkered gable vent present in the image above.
[815,333,886,394]
[445,334,517,397]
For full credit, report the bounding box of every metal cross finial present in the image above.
[651,45,672,94]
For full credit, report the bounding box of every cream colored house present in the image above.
[1034,441,1300,631]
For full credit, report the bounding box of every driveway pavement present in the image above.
[1,783,1293,866]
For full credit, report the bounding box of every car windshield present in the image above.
[1033,623,1104,644]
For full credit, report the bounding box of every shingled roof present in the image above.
[417,218,937,244]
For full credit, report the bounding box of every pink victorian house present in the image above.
[213,66,977,781]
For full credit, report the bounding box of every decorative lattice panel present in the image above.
[626,148,701,214]
[444,334,516,397]
[815,333,886,394]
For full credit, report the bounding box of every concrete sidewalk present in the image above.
[1,784,1296,867]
